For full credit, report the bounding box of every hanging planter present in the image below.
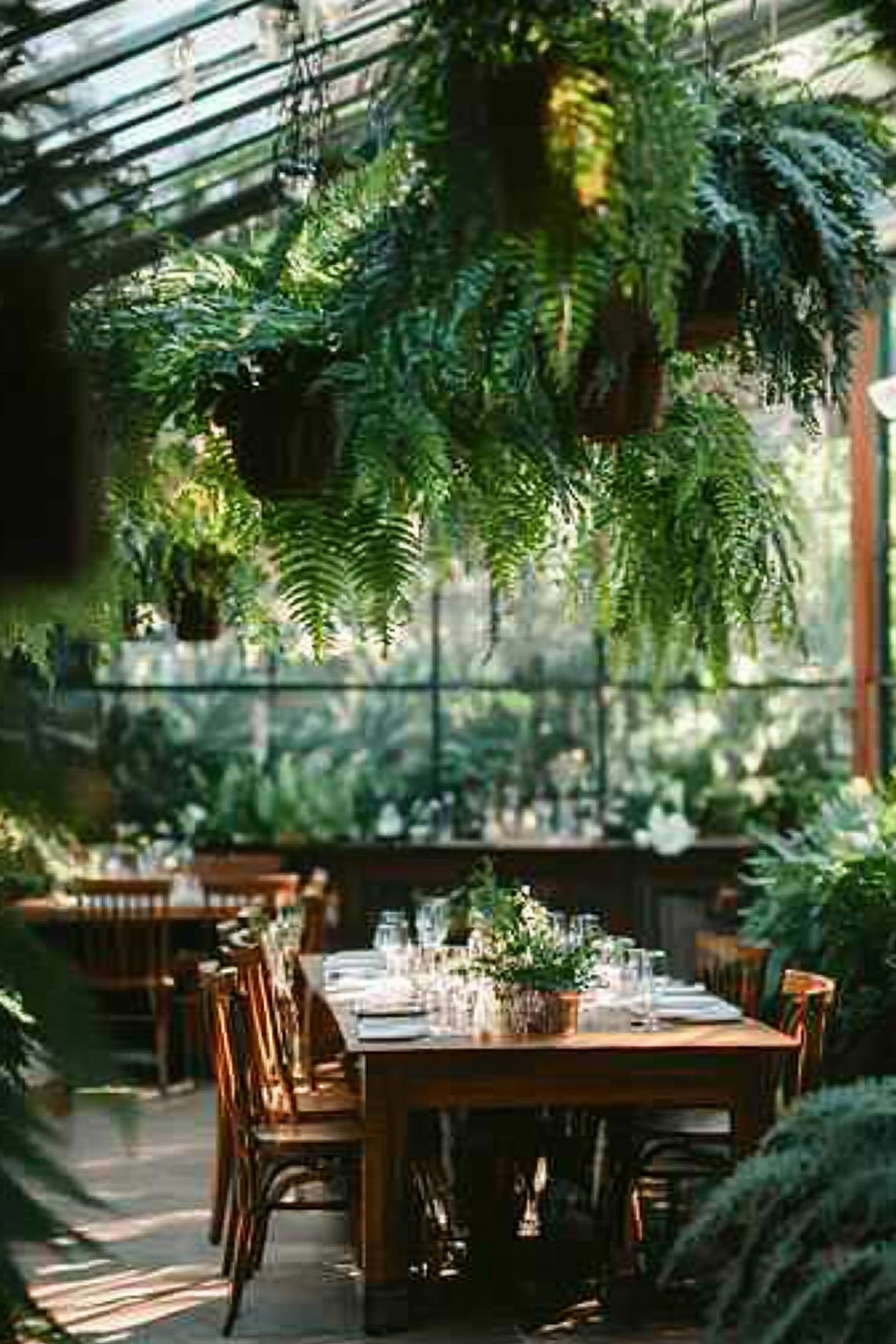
[446,58,614,235]
[215,353,340,501]
[163,543,233,643]
[169,588,221,642]
[576,298,665,441]
[677,243,741,354]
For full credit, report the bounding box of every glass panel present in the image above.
[605,686,852,838]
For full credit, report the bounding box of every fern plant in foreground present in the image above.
[665,1078,896,1344]
[587,390,802,679]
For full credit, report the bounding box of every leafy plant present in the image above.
[586,389,802,678]
[666,1078,896,1344]
[742,779,896,1071]
[462,860,602,992]
[194,751,358,846]
[0,908,111,1342]
[109,432,269,640]
[692,81,888,424]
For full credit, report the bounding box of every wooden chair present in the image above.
[777,969,837,1106]
[206,940,358,1251]
[67,876,174,1093]
[212,969,362,1336]
[694,932,769,1018]
[200,873,299,918]
[617,966,838,1283]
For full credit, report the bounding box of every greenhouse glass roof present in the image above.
[2,0,895,281]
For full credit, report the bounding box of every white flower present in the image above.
[642,805,697,857]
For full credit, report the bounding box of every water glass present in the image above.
[632,948,659,1031]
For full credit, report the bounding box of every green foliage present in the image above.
[694,81,889,423]
[0,909,111,1341]
[108,432,269,635]
[742,780,896,1061]
[194,751,357,846]
[666,1078,896,1344]
[587,390,802,679]
[462,860,602,992]
[395,0,708,350]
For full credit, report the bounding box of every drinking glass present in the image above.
[631,948,659,1031]
[373,910,410,979]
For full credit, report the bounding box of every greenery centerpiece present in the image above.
[742,778,896,1076]
[462,862,602,1034]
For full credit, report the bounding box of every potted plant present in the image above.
[682,82,888,415]
[109,434,266,643]
[462,862,602,1035]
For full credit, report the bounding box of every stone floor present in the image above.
[27,1087,702,1344]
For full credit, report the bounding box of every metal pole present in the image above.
[430,587,443,800]
[595,633,610,825]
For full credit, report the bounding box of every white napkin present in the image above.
[357,1017,430,1042]
[655,999,743,1023]
[658,982,707,996]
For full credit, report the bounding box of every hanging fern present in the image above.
[665,1079,896,1344]
[587,389,802,679]
[691,82,889,424]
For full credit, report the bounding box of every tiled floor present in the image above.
[27,1087,702,1344]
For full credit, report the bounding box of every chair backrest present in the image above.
[194,853,283,883]
[778,968,837,1104]
[212,969,263,1137]
[200,872,298,916]
[68,877,172,986]
[226,941,297,1117]
[695,932,769,1018]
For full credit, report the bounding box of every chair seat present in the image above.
[295,1084,360,1119]
[256,1118,362,1148]
[638,1108,731,1139]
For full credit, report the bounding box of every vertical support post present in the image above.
[877,291,893,778]
[430,586,442,799]
[850,312,881,779]
[595,633,609,823]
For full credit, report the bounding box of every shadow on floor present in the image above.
[26,1087,703,1344]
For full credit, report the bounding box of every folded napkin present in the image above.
[657,982,707,996]
[655,998,743,1023]
[357,1017,430,1042]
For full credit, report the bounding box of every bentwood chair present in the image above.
[207,940,358,1250]
[67,876,174,1093]
[212,970,361,1336]
[694,932,769,1018]
[614,967,838,1283]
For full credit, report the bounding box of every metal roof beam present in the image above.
[0,0,131,51]
[27,2,410,145]
[43,37,402,189]
[71,177,280,294]
[0,0,258,109]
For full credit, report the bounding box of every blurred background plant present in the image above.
[742,778,896,1076]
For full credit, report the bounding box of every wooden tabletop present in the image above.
[12,894,264,923]
[304,953,795,1057]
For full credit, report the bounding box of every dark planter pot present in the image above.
[576,298,665,441]
[218,378,339,502]
[170,589,221,642]
[0,249,102,584]
[448,59,612,235]
[677,243,741,353]
[448,60,554,234]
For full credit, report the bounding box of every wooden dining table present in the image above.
[304,954,798,1333]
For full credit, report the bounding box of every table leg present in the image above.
[731,1057,779,1158]
[363,1061,410,1334]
